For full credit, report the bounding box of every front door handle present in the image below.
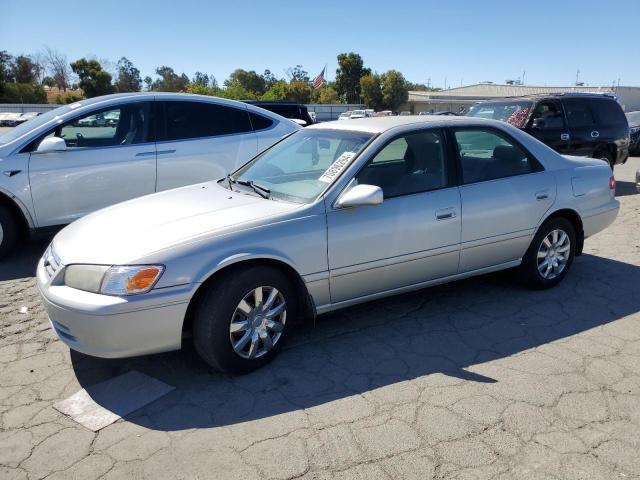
[560,133,570,141]
[157,149,176,155]
[535,190,549,200]
[435,208,456,220]
[135,151,156,157]
[591,131,600,138]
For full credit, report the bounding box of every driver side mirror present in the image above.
[35,136,67,154]
[335,184,383,208]
[531,117,547,130]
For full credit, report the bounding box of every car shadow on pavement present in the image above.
[615,180,638,197]
[67,252,640,431]
[0,236,51,282]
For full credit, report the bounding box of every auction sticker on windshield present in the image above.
[318,152,356,183]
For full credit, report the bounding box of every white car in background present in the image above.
[350,110,367,119]
[338,111,353,120]
[0,93,300,258]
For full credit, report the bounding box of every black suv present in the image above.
[244,101,314,127]
[467,93,630,167]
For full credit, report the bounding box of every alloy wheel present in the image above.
[229,286,286,359]
[537,229,571,279]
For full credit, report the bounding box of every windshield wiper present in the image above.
[226,173,235,189]
[236,178,271,199]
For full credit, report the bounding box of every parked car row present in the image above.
[467,93,630,168]
[626,110,640,155]
[33,113,619,373]
[0,93,300,257]
[0,111,41,127]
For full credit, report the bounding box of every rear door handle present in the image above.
[591,131,600,138]
[135,151,156,157]
[535,190,549,200]
[435,207,456,220]
[560,133,570,141]
[157,149,176,155]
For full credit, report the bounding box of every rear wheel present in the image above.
[0,204,19,260]
[519,217,576,289]
[193,265,297,374]
[595,149,614,169]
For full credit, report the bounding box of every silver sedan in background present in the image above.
[37,116,619,373]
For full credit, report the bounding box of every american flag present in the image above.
[312,66,326,90]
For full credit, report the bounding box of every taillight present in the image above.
[609,176,616,190]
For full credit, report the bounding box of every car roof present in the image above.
[306,115,491,134]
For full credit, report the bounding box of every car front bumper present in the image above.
[37,257,193,358]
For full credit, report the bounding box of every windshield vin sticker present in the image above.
[318,152,356,183]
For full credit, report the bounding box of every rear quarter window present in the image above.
[589,98,628,128]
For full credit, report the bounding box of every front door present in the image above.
[28,102,156,227]
[451,127,556,272]
[327,129,461,303]
[155,100,258,191]
[526,100,571,154]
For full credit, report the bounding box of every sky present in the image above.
[1,0,638,88]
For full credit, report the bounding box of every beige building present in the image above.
[404,83,640,114]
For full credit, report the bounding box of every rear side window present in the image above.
[454,129,539,184]
[160,101,252,141]
[563,98,596,128]
[589,98,627,127]
[249,112,275,131]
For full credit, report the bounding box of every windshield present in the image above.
[232,129,373,203]
[0,103,81,145]
[467,101,533,128]
[626,111,640,126]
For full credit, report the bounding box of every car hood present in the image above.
[53,182,302,265]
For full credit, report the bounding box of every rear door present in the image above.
[526,100,571,154]
[155,100,257,191]
[451,127,555,272]
[562,98,598,157]
[28,101,156,227]
[588,97,629,162]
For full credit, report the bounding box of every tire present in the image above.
[519,217,576,289]
[0,204,19,260]
[193,265,298,374]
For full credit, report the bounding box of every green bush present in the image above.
[54,92,84,104]
[0,82,47,103]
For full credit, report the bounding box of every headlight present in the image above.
[64,265,164,295]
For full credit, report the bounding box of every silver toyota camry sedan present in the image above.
[37,116,619,373]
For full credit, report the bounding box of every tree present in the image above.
[191,71,211,88]
[0,83,47,103]
[70,58,114,97]
[12,55,38,84]
[286,65,309,83]
[360,74,383,110]
[224,69,266,95]
[261,80,288,101]
[42,76,55,87]
[143,76,153,91]
[286,80,311,104]
[318,85,339,104]
[262,69,278,90]
[335,53,370,103]
[114,57,141,92]
[381,70,408,111]
[43,47,72,91]
[0,51,13,83]
[150,66,189,92]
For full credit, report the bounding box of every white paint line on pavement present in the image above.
[53,370,175,431]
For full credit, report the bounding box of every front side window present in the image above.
[563,98,596,128]
[530,101,566,129]
[160,101,252,141]
[357,130,448,198]
[51,103,151,148]
[467,101,533,128]
[454,129,538,184]
[233,129,372,203]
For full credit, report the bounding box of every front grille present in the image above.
[43,245,62,280]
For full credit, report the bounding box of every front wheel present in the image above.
[193,265,297,374]
[519,217,576,289]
